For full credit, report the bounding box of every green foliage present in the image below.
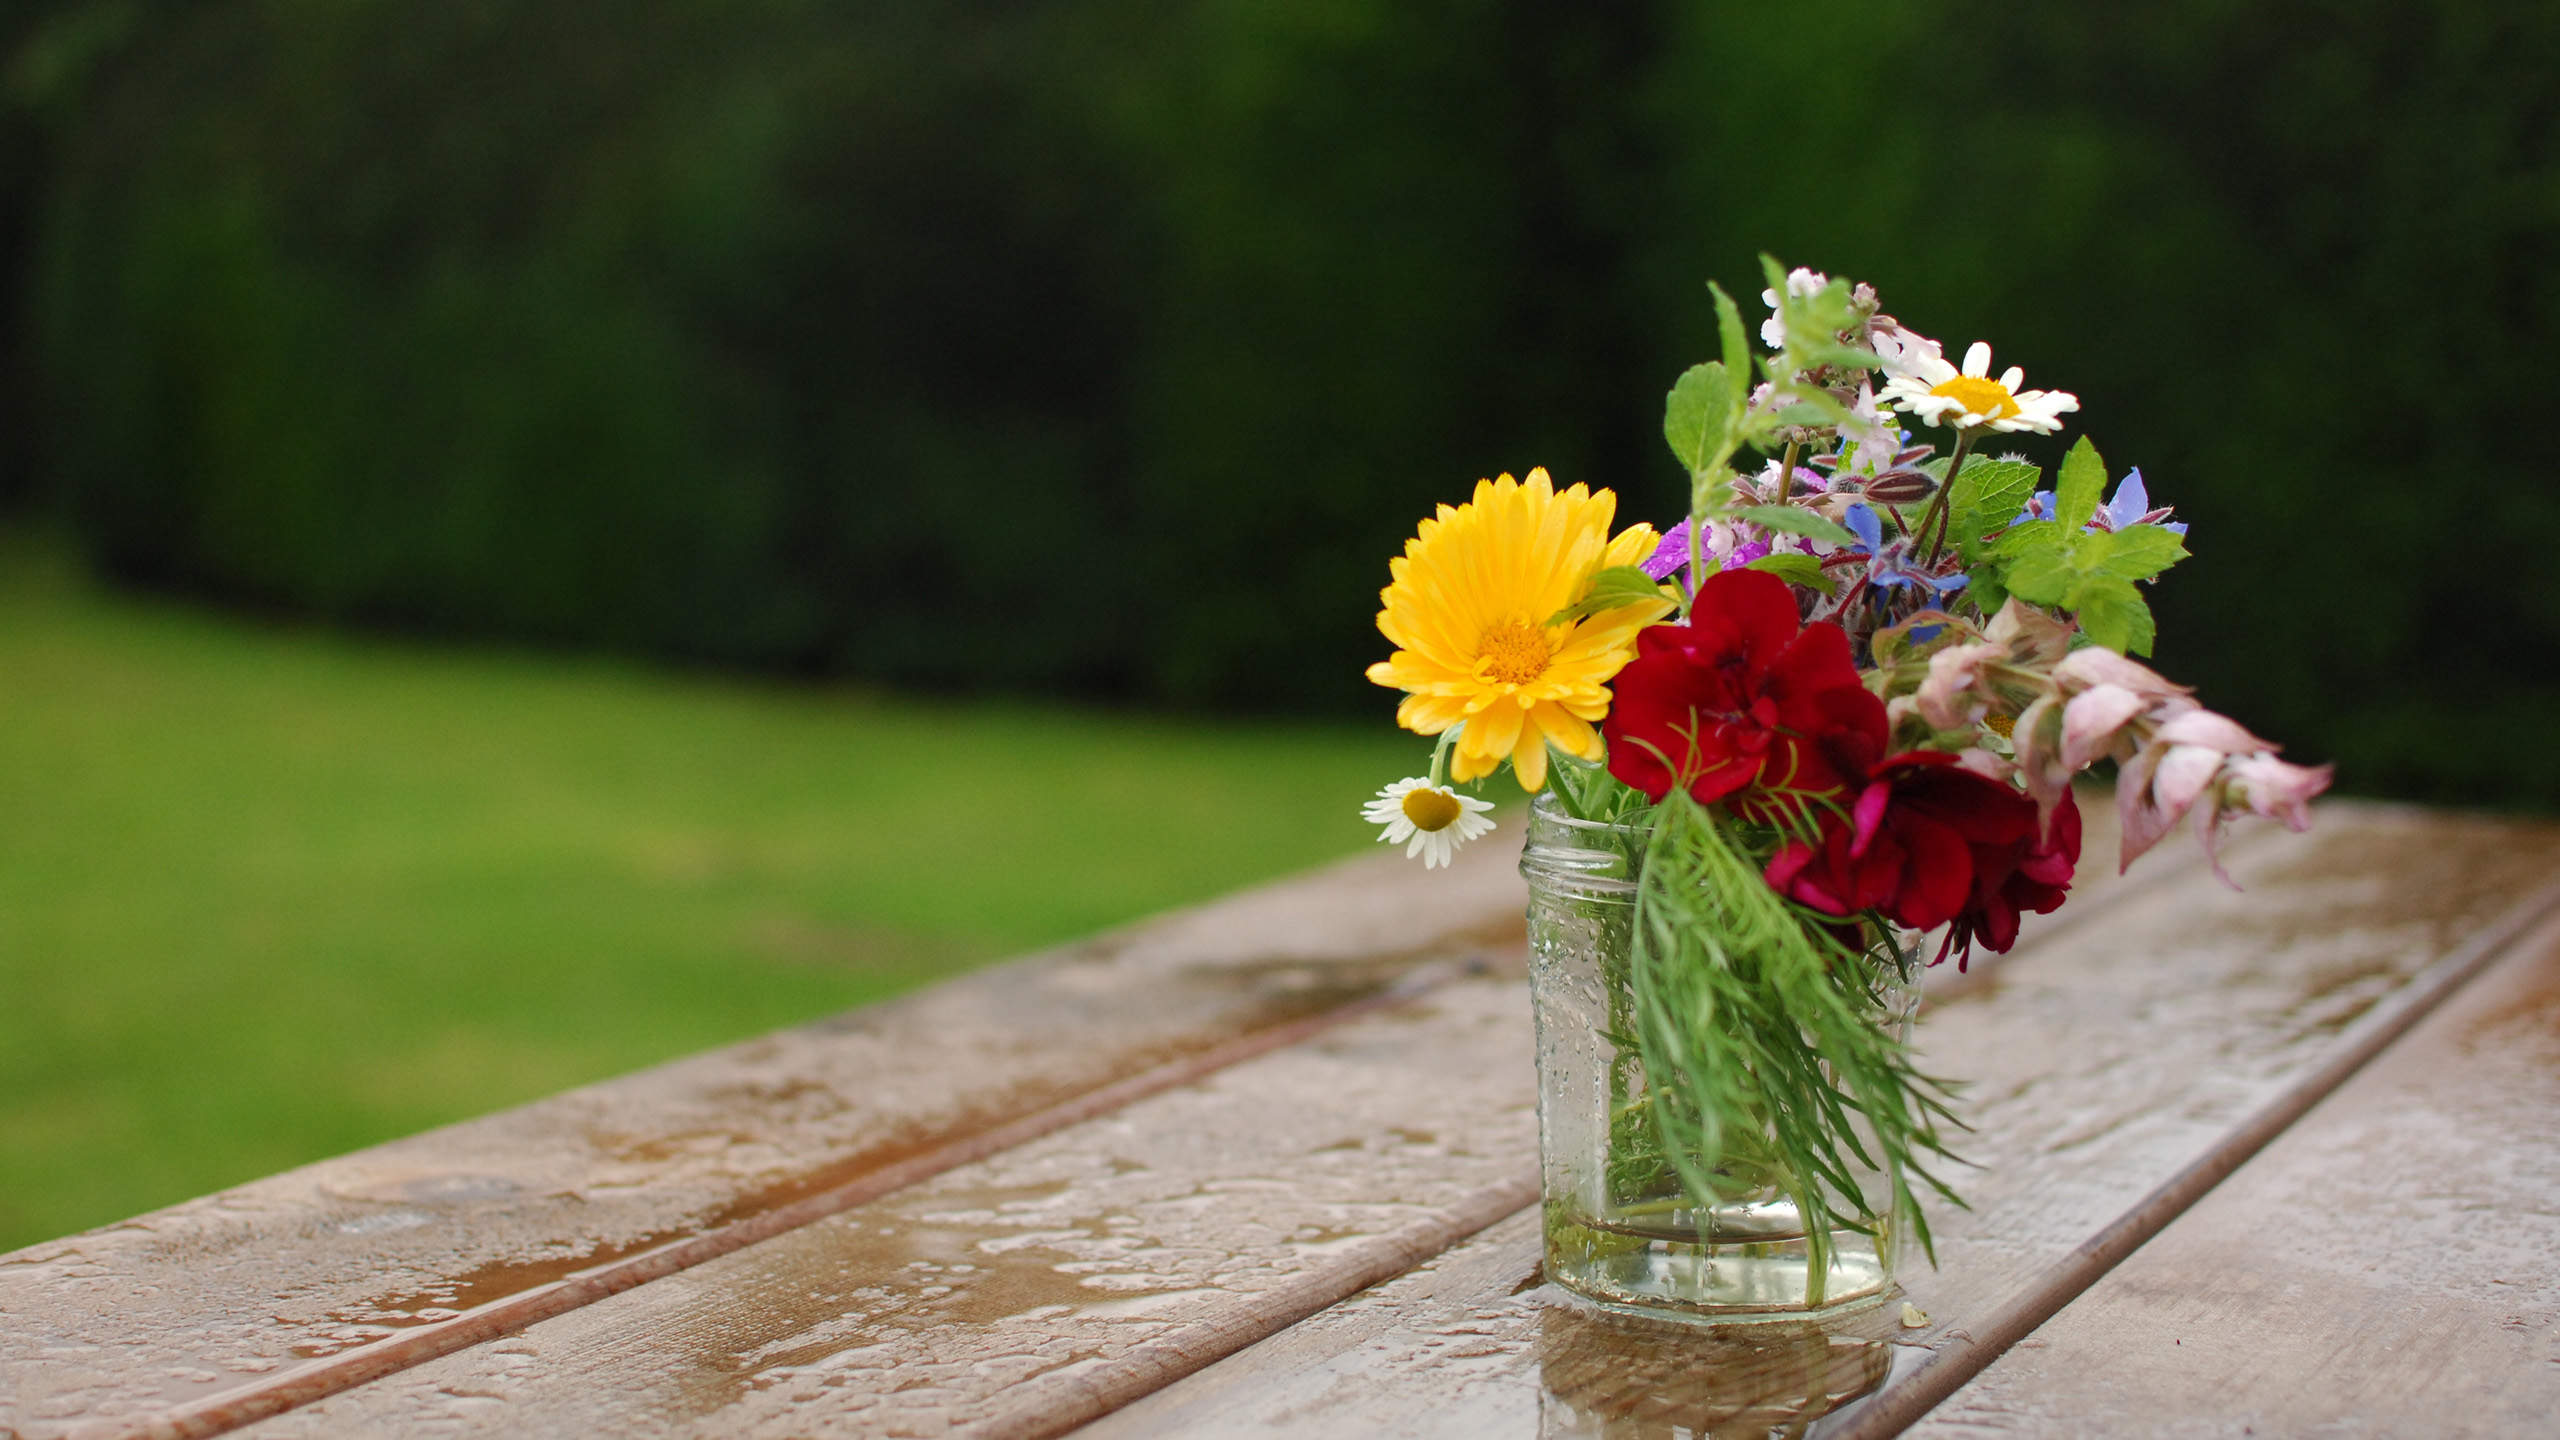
[1959,439,2184,653]
[1547,563,1671,626]
[1991,517,2187,655]
[2052,437,2108,531]
[1745,551,1836,594]
[1663,362,1738,477]
[1945,458,2040,562]
[2070,581,2158,658]
[1738,503,1858,546]
[12,0,2560,804]
[1710,282,1753,411]
[1626,794,1963,1281]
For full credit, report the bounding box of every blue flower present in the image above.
[1845,500,1883,552]
[2012,468,2188,536]
[2098,468,2188,536]
[1845,503,1969,596]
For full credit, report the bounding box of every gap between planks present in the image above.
[90,959,1495,1440]
[47,789,2151,1440]
[1907,907,2560,1436]
[1826,870,2560,1439]
[1065,808,2560,1440]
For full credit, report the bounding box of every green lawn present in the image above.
[0,546,1432,1251]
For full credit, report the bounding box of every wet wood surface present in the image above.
[1908,909,2560,1439]
[12,796,2556,1440]
[231,969,1548,1438]
[218,798,2144,1440]
[1080,807,2560,1439]
[0,840,1528,1439]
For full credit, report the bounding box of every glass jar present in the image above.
[1520,792,1912,1322]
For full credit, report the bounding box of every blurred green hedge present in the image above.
[10,1,2557,805]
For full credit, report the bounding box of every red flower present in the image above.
[1764,753,2081,967]
[1602,569,1887,812]
[1948,779,2080,961]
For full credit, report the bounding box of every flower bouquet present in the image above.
[1359,262,2332,1321]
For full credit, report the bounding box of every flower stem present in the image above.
[1429,724,1460,788]
[1916,428,1976,564]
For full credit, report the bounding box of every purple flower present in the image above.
[1641,514,1797,584]
[1641,520,1696,581]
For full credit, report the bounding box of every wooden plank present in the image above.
[228,971,1547,1438]
[1907,908,2560,1439]
[0,840,1529,1440]
[0,787,2134,1440]
[200,794,2138,1439]
[211,802,2337,1440]
[1074,807,2560,1439]
[1080,1207,1929,1438]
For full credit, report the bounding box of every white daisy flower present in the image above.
[1759,266,1831,349]
[1361,777,1497,869]
[1878,340,2079,434]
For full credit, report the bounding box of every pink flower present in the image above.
[2059,684,2148,772]
[2223,752,2331,832]
[2053,647,2187,701]
[1986,598,2076,668]
[2011,693,2074,825]
[2114,702,2331,878]
[1917,641,2006,730]
[2191,753,2336,880]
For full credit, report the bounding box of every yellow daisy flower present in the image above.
[1365,469,1670,792]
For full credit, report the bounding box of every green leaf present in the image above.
[1993,517,2070,561]
[2069,576,2157,655]
[1745,552,1837,595]
[1664,362,1737,475]
[1967,569,2010,617]
[1545,564,1674,626]
[1978,512,2174,650]
[1709,282,1751,410]
[2001,540,2079,608]
[2053,437,2106,531]
[1946,459,2040,559]
[1738,504,1859,545]
[2083,524,2189,583]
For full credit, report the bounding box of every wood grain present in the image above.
[0,787,2135,1440]
[1075,807,2560,1439]
[0,839,1527,1440]
[1906,909,2560,1439]
[231,972,1547,1438]
[204,794,2145,1439]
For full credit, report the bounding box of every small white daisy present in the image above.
[1361,777,1497,869]
[1878,340,2079,434]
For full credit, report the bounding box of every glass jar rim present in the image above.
[1525,788,1648,834]
[1520,790,1648,900]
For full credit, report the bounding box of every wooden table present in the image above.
[6,798,2558,1438]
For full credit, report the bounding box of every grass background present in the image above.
[0,538,1425,1250]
